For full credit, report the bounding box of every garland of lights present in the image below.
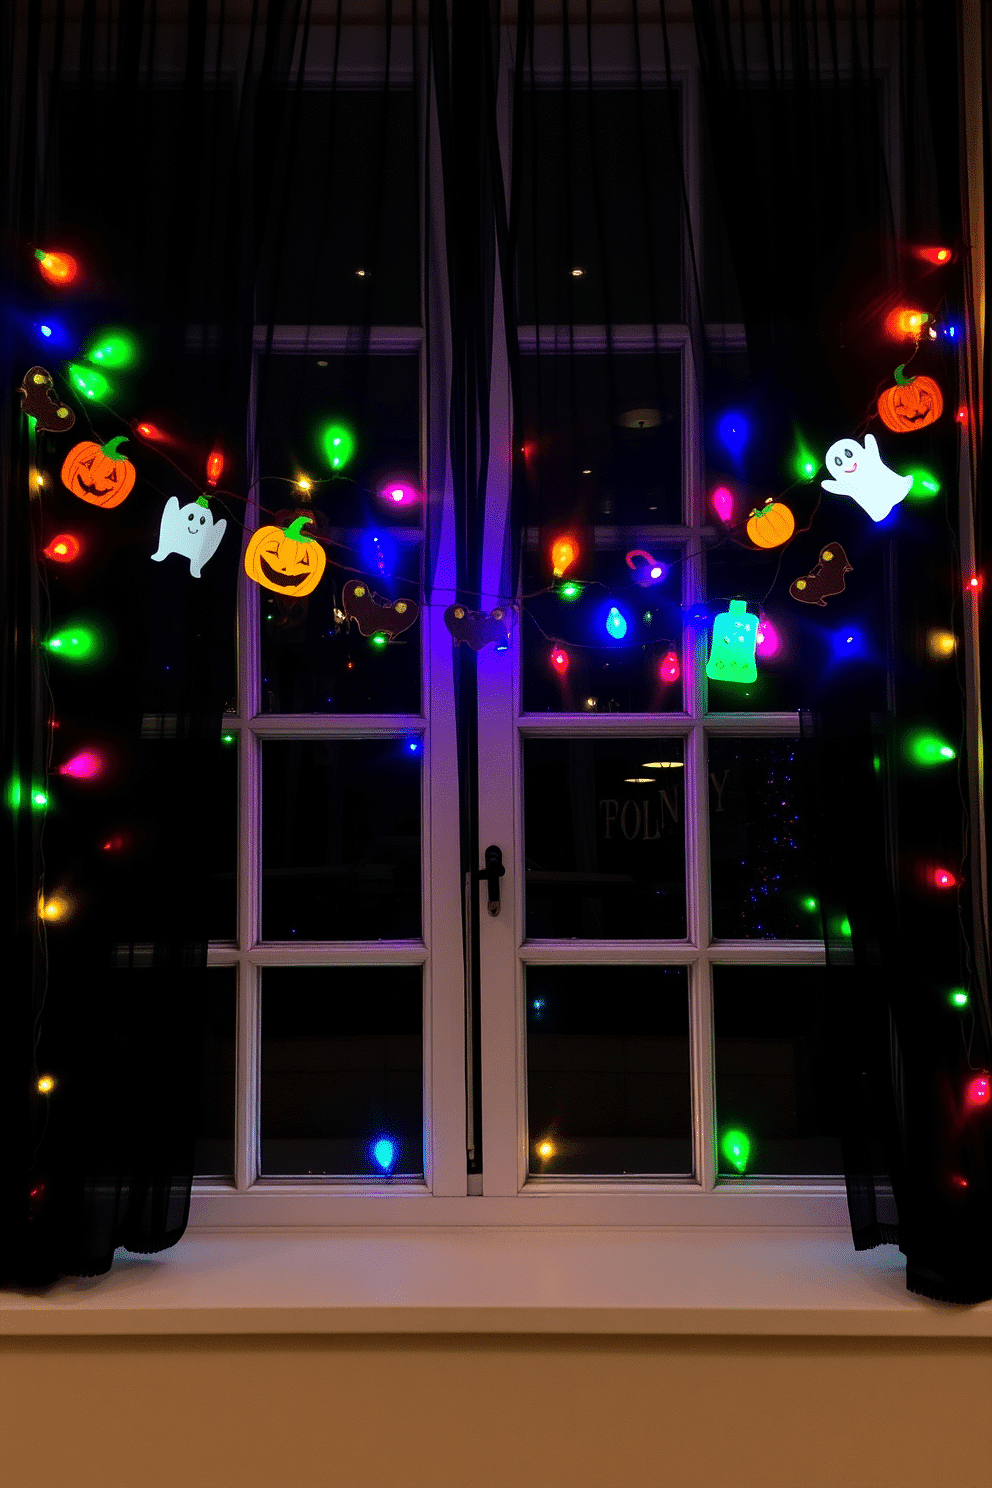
[19,241,988,1174]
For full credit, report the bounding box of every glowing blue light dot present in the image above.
[606,606,627,639]
[40,324,52,338]
[372,1137,397,1172]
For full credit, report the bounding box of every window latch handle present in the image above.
[475,845,505,917]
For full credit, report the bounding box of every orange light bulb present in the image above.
[206,449,224,486]
[551,537,577,579]
[35,248,78,285]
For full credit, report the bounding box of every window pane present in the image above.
[261,966,423,1176]
[524,738,686,939]
[194,967,236,1179]
[517,89,682,324]
[255,90,420,325]
[521,352,683,528]
[713,964,841,1176]
[256,354,422,715]
[207,730,238,942]
[523,543,684,714]
[527,965,691,1175]
[708,736,818,940]
[262,739,421,940]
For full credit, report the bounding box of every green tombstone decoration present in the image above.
[706,599,758,684]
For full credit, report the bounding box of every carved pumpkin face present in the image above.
[61,435,135,506]
[746,499,795,550]
[244,514,326,596]
[877,368,944,432]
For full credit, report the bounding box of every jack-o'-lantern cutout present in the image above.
[61,435,136,507]
[877,364,943,433]
[244,514,326,597]
[745,499,795,549]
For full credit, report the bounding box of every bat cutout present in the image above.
[20,367,75,432]
[341,579,419,639]
[444,603,517,650]
[789,543,853,607]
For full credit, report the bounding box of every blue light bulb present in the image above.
[717,411,749,457]
[372,1136,397,1173]
[605,606,627,640]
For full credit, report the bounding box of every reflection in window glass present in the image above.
[262,740,421,940]
[527,965,691,1176]
[261,966,423,1176]
[708,737,818,940]
[256,355,422,714]
[194,968,236,1179]
[524,738,686,939]
[517,89,682,325]
[714,964,841,1176]
[522,543,684,714]
[520,353,683,529]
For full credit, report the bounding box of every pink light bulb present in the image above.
[711,486,734,524]
[379,481,419,508]
[658,650,681,684]
[59,749,102,780]
[966,1074,990,1108]
[756,617,781,658]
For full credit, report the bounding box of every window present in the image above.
[187,16,901,1227]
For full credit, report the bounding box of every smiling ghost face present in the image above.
[825,440,860,477]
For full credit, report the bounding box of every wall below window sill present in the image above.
[4,1227,992,1338]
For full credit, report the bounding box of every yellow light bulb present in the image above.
[39,895,67,922]
[536,1139,555,1160]
[37,1075,55,1094]
[551,537,577,579]
[296,475,312,493]
[927,629,956,659]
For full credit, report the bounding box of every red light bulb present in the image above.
[206,449,224,486]
[955,405,969,425]
[43,534,81,563]
[932,867,958,890]
[550,643,570,676]
[886,306,929,339]
[136,423,164,440]
[35,249,78,285]
[915,245,953,265]
[659,650,681,683]
[966,1074,990,1108]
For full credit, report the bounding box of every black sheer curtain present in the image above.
[693,0,991,1300]
[0,2,409,1284]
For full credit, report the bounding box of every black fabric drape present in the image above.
[694,0,992,1302]
[0,1,326,1284]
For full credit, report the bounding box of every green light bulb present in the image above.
[67,363,112,402]
[905,729,956,767]
[949,989,970,1009]
[221,732,236,745]
[320,422,356,471]
[721,1128,751,1173]
[907,468,941,500]
[85,327,139,369]
[793,437,818,482]
[828,916,852,939]
[371,632,388,648]
[559,582,581,601]
[801,896,819,913]
[44,625,100,661]
[7,777,22,810]
[32,788,48,810]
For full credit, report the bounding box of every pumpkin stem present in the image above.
[101,434,130,460]
[196,495,211,509]
[284,514,315,543]
[893,363,916,387]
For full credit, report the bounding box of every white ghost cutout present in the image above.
[151,495,226,578]
[821,435,913,523]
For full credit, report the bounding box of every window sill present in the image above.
[4,1227,992,1338]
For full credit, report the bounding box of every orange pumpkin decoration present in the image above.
[746,499,795,550]
[244,513,326,597]
[877,364,944,432]
[61,435,136,507]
